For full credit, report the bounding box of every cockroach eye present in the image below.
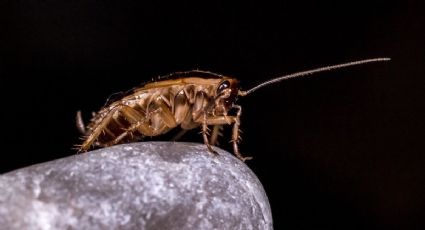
[77,58,389,162]
[217,80,230,94]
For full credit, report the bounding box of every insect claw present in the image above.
[72,144,86,153]
[241,156,253,162]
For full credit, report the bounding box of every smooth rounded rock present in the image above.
[0,142,273,230]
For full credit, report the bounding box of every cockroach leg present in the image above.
[78,58,390,161]
[79,108,117,152]
[106,121,145,146]
[209,125,223,146]
[196,116,235,125]
[232,105,252,162]
[196,112,251,160]
[202,112,218,155]
[159,94,172,107]
[120,105,145,124]
[154,97,177,128]
[119,106,156,136]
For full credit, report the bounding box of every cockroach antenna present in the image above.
[239,57,391,96]
[78,57,390,161]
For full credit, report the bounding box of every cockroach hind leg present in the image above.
[73,144,86,154]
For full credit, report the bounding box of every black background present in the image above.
[2,0,425,229]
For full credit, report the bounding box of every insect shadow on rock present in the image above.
[76,58,390,161]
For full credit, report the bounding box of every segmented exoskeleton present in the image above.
[77,58,390,161]
[77,71,252,160]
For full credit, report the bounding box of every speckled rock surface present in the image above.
[0,142,273,230]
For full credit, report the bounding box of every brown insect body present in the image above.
[78,71,249,160]
[78,58,390,161]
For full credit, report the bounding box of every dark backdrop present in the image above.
[1,0,424,229]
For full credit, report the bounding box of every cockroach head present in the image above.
[215,78,240,110]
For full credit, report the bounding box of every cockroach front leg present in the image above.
[196,110,252,161]
[231,105,252,162]
[202,112,218,155]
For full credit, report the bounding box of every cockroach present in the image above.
[76,57,390,161]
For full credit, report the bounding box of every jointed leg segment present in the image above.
[202,112,218,155]
[197,106,252,161]
[209,125,223,146]
[231,105,252,162]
